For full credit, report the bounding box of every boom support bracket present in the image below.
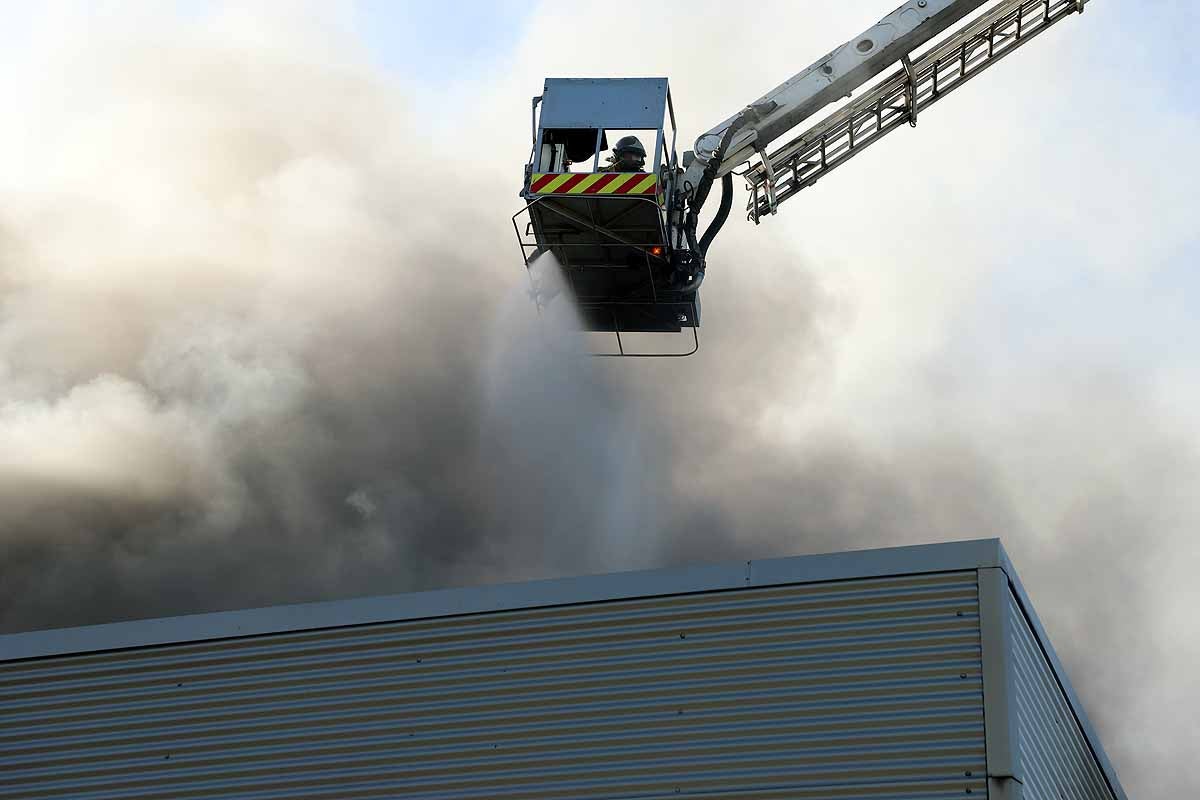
[901,55,919,127]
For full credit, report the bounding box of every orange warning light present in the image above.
[650,246,664,257]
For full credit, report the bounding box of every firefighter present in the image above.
[601,136,647,172]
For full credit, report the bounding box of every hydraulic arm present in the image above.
[679,0,1089,225]
[743,0,1088,221]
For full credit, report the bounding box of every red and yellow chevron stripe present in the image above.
[528,172,658,196]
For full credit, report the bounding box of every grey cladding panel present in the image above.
[1008,588,1116,800]
[0,572,985,800]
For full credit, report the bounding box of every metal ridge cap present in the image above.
[0,537,1002,664]
[748,537,1003,586]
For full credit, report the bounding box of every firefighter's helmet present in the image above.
[612,136,647,158]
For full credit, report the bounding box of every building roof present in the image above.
[0,537,1125,799]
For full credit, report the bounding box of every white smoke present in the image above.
[478,253,661,576]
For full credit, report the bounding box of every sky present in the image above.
[1,1,1198,797]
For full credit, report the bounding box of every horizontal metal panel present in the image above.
[0,572,984,799]
[1008,589,1115,800]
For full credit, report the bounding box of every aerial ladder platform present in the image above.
[514,0,1091,355]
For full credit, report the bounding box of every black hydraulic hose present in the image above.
[682,220,705,294]
[699,173,733,257]
[680,113,747,295]
[689,115,743,219]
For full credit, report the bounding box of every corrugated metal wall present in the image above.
[0,572,985,800]
[1008,589,1116,800]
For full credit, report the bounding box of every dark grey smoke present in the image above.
[0,7,1194,798]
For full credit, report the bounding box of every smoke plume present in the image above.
[1,5,1196,797]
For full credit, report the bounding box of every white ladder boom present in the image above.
[744,0,1089,223]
